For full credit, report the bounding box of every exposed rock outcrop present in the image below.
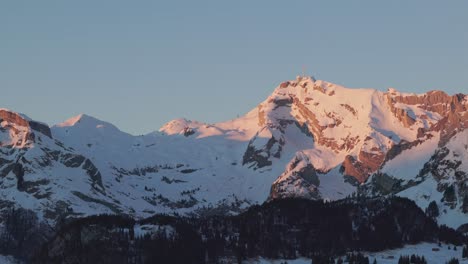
[182,126,195,137]
[242,128,284,169]
[269,153,320,200]
[0,109,52,138]
[340,145,387,184]
[386,90,468,144]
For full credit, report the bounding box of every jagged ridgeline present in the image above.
[0,77,467,230]
[0,77,467,262]
[21,197,464,263]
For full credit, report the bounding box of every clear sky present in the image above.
[1,1,467,135]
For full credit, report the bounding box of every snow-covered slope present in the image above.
[1,76,467,228]
[246,243,468,264]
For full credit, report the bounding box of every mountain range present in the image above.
[1,76,467,228]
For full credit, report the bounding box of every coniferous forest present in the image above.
[1,196,466,263]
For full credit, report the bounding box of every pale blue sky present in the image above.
[1,1,467,134]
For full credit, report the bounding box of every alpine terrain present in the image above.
[0,76,467,230]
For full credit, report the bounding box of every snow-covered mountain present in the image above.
[0,76,467,228]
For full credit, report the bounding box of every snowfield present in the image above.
[245,243,468,264]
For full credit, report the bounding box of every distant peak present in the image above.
[296,75,316,82]
[0,108,33,122]
[387,88,398,93]
[293,75,316,85]
[277,75,317,90]
[54,114,116,130]
[0,108,51,138]
[159,118,190,129]
[52,114,129,138]
[56,114,91,127]
[159,118,205,136]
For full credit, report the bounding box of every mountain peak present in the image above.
[0,108,52,138]
[55,114,98,128]
[0,108,35,123]
[296,75,316,82]
[53,114,126,138]
[159,118,205,136]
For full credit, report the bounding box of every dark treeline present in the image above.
[0,207,53,260]
[0,197,465,263]
[397,254,427,264]
[24,196,467,264]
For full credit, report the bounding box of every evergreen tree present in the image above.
[426,201,439,218]
[398,255,410,264]
[446,258,459,264]
[443,185,457,203]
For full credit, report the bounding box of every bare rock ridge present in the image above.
[386,89,468,145]
[0,109,52,139]
[0,76,467,229]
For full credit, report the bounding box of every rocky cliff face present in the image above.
[0,109,51,140]
[386,89,468,145]
[0,110,109,222]
[0,77,466,229]
[269,152,320,200]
